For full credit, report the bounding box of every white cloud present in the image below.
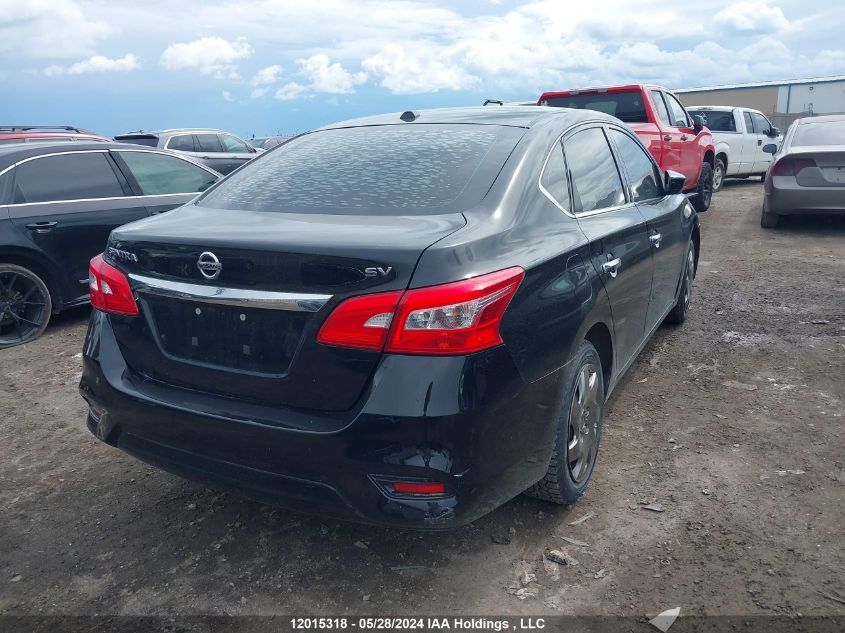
[714,1,789,34]
[222,90,235,102]
[275,81,309,101]
[363,44,479,94]
[251,64,282,86]
[250,87,269,99]
[297,54,367,94]
[43,53,140,76]
[161,36,252,78]
[0,0,114,59]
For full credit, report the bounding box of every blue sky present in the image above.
[1,0,842,138]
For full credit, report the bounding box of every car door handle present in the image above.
[650,233,662,248]
[663,135,671,142]
[601,257,622,278]
[757,139,762,146]
[26,221,58,233]
[680,134,689,141]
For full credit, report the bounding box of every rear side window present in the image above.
[649,91,671,126]
[167,135,196,151]
[564,127,626,213]
[196,134,223,153]
[540,141,571,211]
[544,92,648,123]
[689,110,737,132]
[13,153,125,204]
[609,129,663,202]
[792,120,845,146]
[221,134,250,153]
[117,151,218,195]
[198,124,522,215]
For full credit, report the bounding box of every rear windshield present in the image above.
[544,92,648,123]
[114,135,159,147]
[688,110,737,132]
[197,124,522,215]
[792,120,845,146]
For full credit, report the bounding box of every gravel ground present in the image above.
[1,182,843,620]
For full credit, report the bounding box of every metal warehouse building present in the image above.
[676,75,845,129]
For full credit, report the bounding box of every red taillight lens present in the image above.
[387,267,525,354]
[391,482,446,495]
[89,254,139,316]
[771,157,817,177]
[316,290,402,351]
[316,267,524,355]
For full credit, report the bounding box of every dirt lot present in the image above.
[1,182,843,620]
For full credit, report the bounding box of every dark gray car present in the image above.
[761,114,845,227]
[114,129,259,175]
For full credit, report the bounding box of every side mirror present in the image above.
[768,127,780,137]
[692,115,704,134]
[664,170,686,195]
[762,143,778,155]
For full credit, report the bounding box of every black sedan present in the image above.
[0,143,220,348]
[80,107,700,528]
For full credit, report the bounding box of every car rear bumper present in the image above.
[79,311,565,529]
[765,177,845,215]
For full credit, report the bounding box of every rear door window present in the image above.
[116,151,218,195]
[167,135,196,151]
[195,134,223,153]
[608,129,663,201]
[12,152,126,204]
[221,134,250,153]
[564,127,626,213]
[198,124,523,215]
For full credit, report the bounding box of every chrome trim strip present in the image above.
[128,273,331,313]
[5,192,196,208]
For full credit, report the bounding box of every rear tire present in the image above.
[691,162,713,212]
[760,209,780,228]
[525,341,604,505]
[0,263,52,349]
[665,242,695,325]
[712,158,726,192]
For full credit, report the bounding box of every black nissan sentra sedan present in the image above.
[80,107,700,528]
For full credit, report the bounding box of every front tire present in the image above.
[712,158,726,192]
[0,263,52,349]
[691,161,713,212]
[665,242,695,325]
[525,341,605,505]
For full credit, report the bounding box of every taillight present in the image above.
[770,157,817,177]
[89,254,139,316]
[316,267,524,355]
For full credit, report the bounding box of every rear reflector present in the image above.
[771,157,817,177]
[89,254,139,316]
[316,267,525,355]
[391,482,446,495]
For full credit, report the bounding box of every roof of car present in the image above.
[317,106,611,131]
[117,128,224,136]
[0,141,174,172]
[795,114,845,124]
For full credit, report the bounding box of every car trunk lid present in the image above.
[106,204,466,411]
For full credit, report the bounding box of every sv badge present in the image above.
[363,266,393,278]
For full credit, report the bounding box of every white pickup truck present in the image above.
[686,106,782,191]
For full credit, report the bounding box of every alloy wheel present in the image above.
[568,362,600,483]
[683,248,694,310]
[713,164,724,190]
[0,270,50,346]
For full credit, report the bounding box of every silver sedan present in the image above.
[761,114,845,227]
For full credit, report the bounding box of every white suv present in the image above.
[687,106,782,191]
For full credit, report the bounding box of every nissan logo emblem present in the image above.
[197,251,222,280]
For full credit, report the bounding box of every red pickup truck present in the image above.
[538,85,715,212]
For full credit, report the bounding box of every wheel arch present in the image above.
[583,321,613,392]
[0,248,63,311]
